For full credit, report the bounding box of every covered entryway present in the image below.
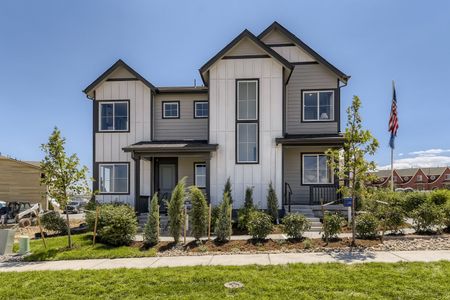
[154,158,177,202]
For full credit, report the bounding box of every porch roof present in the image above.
[122,141,218,154]
[275,134,345,146]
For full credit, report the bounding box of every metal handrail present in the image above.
[284,182,293,213]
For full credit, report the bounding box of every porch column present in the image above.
[132,153,141,212]
[206,154,211,204]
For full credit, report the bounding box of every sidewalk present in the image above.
[1,250,449,272]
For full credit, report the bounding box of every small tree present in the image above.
[190,186,208,241]
[40,127,90,248]
[266,182,278,223]
[144,193,160,246]
[244,186,254,210]
[326,96,379,245]
[223,177,233,204]
[215,192,232,242]
[167,178,186,244]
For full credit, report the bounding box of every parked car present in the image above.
[64,201,87,214]
[0,201,5,209]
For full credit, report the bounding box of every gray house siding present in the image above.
[154,93,208,141]
[284,145,332,205]
[286,64,339,135]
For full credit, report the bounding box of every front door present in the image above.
[158,163,177,201]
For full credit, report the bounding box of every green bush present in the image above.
[215,193,232,242]
[403,192,428,215]
[282,213,311,239]
[444,201,450,231]
[365,189,405,233]
[266,182,278,223]
[223,177,233,204]
[237,187,256,231]
[247,210,273,240]
[41,211,67,234]
[322,213,343,241]
[356,213,379,239]
[143,193,159,246]
[167,178,186,244]
[244,187,254,210]
[210,206,220,233]
[190,186,208,241]
[86,204,137,246]
[429,190,450,206]
[411,200,445,233]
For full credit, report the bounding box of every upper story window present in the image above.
[99,163,129,194]
[302,154,333,185]
[194,101,208,118]
[163,101,180,119]
[445,174,450,181]
[99,101,129,131]
[302,91,334,122]
[236,80,258,163]
[194,163,206,188]
[416,175,423,182]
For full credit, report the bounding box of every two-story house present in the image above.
[83,22,349,214]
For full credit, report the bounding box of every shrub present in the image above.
[411,200,445,233]
[86,204,137,246]
[355,213,379,239]
[247,210,273,240]
[190,186,208,241]
[210,205,220,233]
[266,182,278,223]
[237,187,256,231]
[167,178,186,244]
[322,212,343,241]
[403,192,428,215]
[444,201,450,231]
[244,187,254,210]
[41,211,67,234]
[143,193,159,246]
[366,189,405,233]
[215,193,232,242]
[429,189,450,206]
[282,213,311,240]
[223,177,233,204]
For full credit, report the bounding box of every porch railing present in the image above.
[284,182,293,212]
[309,185,340,205]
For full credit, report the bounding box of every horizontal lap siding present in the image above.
[154,93,208,141]
[286,64,339,135]
[94,80,152,205]
[284,146,331,205]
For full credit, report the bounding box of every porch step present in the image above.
[284,205,323,232]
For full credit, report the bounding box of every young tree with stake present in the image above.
[40,127,91,249]
[326,96,379,245]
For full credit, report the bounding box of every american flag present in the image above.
[389,82,398,149]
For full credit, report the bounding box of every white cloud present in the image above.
[378,154,450,170]
[398,153,404,156]
[408,149,450,156]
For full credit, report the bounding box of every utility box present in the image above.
[0,229,16,255]
[18,236,30,255]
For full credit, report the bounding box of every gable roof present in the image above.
[258,22,350,83]
[199,29,293,85]
[83,59,156,98]
[0,155,41,170]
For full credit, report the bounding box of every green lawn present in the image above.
[14,233,156,261]
[1,262,449,299]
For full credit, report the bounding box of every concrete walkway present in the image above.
[1,250,449,272]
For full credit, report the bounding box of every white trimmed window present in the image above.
[163,102,179,118]
[194,163,206,188]
[99,102,129,131]
[99,163,129,193]
[303,91,334,121]
[416,175,423,182]
[194,101,208,118]
[302,154,333,184]
[237,80,258,163]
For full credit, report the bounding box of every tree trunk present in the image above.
[351,190,356,246]
[65,211,72,249]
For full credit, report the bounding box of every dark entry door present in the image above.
[159,164,176,200]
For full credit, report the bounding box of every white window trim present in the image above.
[194,101,208,118]
[99,163,129,194]
[194,163,207,188]
[237,123,258,163]
[237,79,258,121]
[302,90,335,122]
[99,101,129,132]
[163,101,179,119]
[301,154,334,185]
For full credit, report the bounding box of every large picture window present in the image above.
[99,163,129,193]
[302,154,333,184]
[236,80,258,163]
[194,163,206,188]
[302,91,334,121]
[99,101,129,131]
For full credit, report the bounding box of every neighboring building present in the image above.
[369,167,450,190]
[83,22,350,213]
[0,155,47,209]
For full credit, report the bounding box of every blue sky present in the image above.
[1,0,449,173]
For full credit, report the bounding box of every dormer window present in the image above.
[302,91,334,121]
[99,101,129,132]
[416,175,423,182]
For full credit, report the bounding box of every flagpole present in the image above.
[391,80,395,191]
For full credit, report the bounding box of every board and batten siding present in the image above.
[270,46,315,63]
[286,64,339,135]
[94,79,152,205]
[154,93,208,141]
[283,145,331,205]
[208,58,283,209]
